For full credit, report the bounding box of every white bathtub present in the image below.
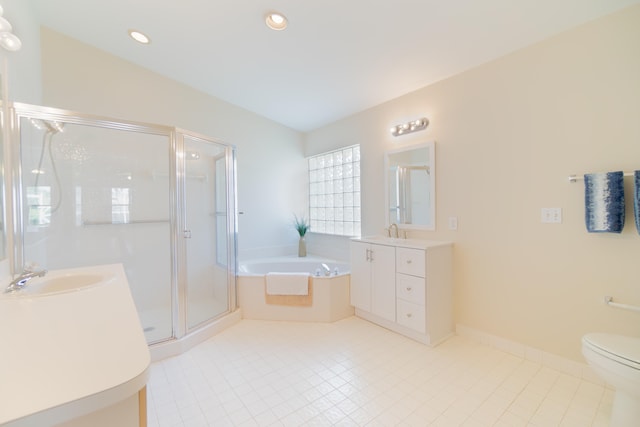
[237,256,354,322]
[239,256,350,277]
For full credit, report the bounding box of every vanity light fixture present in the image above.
[0,5,21,51]
[390,118,429,137]
[128,29,151,45]
[265,11,288,31]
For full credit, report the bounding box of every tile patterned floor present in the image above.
[147,317,612,426]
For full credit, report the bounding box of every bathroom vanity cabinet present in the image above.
[350,238,453,346]
[350,241,396,321]
[0,264,150,427]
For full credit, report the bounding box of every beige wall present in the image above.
[39,29,307,259]
[306,5,640,361]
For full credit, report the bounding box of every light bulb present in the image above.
[128,30,150,44]
[0,32,21,51]
[265,12,288,31]
[0,16,12,32]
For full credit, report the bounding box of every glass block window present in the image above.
[309,145,361,236]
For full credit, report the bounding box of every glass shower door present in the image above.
[17,113,175,344]
[182,134,234,330]
[14,104,238,346]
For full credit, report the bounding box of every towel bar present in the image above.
[604,296,640,313]
[568,172,635,183]
[82,219,170,226]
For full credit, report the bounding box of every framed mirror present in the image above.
[384,141,435,230]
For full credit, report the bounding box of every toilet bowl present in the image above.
[582,333,640,427]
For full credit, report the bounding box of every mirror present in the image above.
[385,142,435,230]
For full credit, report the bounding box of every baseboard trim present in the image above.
[455,324,606,386]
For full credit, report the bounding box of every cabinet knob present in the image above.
[406,313,412,318]
[406,260,412,264]
[406,287,412,291]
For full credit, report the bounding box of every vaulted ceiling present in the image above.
[30,0,639,131]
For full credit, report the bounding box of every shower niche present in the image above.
[11,103,238,345]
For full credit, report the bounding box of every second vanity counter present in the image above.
[350,236,453,346]
[0,264,150,427]
[353,236,453,250]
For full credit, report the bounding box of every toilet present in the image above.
[582,333,640,427]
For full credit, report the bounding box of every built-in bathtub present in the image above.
[238,256,354,322]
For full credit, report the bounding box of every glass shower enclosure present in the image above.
[10,103,237,344]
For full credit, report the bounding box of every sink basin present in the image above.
[3,273,109,297]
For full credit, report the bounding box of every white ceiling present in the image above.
[30,0,639,132]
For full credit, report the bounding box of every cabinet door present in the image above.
[370,244,396,321]
[350,241,371,311]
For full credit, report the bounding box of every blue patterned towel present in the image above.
[584,171,625,233]
[635,171,640,234]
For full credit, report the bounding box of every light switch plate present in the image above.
[448,216,458,230]
[541,208,562,223]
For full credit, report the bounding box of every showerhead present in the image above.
[30,118,65,134]
[46,121,65,134]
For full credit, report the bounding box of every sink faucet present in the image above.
[5,267,47,293]
[389,223,399,238]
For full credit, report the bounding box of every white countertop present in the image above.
[352,236,453,250]
[0,264,150,426]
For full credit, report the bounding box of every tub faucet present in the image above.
[321,263,331,276]
[389,223,399,238]
[4,267,47,293]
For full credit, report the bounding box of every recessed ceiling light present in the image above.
[265,12,288,31]
[128,29,151,44]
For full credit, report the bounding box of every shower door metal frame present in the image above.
[9,102,238,343]
[175,129,238,335]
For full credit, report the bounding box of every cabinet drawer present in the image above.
[396,274,425,306]
[396,299,426,333]
[396,247,425,277]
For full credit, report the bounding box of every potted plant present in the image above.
[294,214,310,257]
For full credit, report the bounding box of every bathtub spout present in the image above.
[321,263,331,276]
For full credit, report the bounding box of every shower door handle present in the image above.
[184,229,192,239]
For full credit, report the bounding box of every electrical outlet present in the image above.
[541,208,562,224]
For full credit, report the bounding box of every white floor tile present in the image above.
[147,317,610,426]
